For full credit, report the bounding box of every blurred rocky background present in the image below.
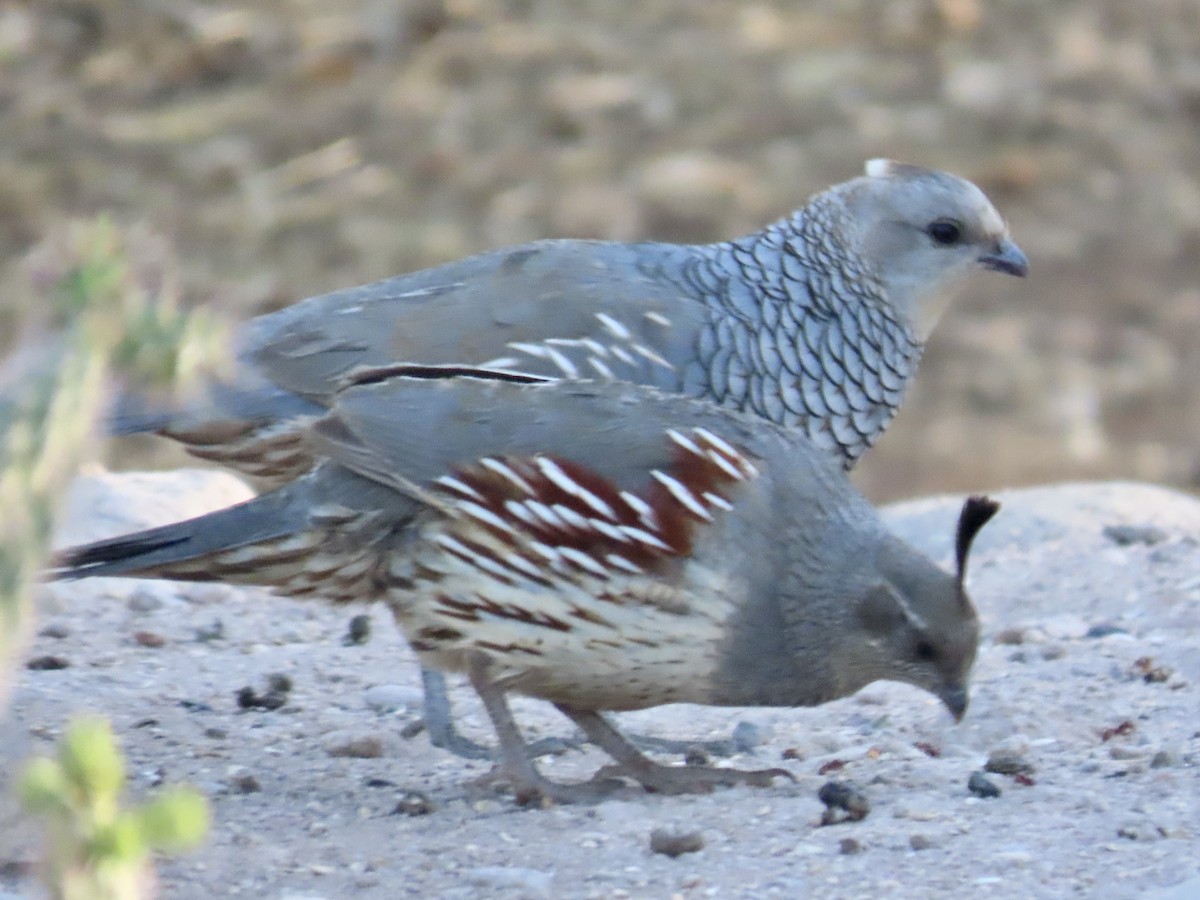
[2,0,1198,502]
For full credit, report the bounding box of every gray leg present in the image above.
[421,666,581,761]
[465,654,621,805]
[556,705,793,795]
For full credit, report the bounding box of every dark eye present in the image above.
[926,219,963,246]
[915,641,937,662]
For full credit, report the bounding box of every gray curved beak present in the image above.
[939,684,970,722]
[980,238,1029,278]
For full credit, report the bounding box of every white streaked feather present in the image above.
[651,469,713,522]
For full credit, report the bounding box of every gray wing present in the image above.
[241,239,711,403]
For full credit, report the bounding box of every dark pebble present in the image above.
[1086,623,1129,639]
[236,686,287,711]
[985,751,1034,775]
[230,773,261,794]
[266,673,293,694]
[649,828,705,857]
[38,623,70,639]
[133,631,166,648]
[818,780,870,824]
[345,614,372,645]
[400,720,426,740]
[968,771,1001,798]
[179,699,213,713]
[204,727,227,739]
[909,834,934,851]
[732,721,763,752]
[1103,524,1168,547]
[838,838,863,855]
[26,655,69,670]
[684,746,710,766]
[194,619,225,642]
[392,790,435,816]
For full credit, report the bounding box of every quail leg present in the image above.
[556,705,794,795]
[422,667,581,761]
[465,654,622,805]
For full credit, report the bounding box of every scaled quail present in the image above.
[57,373,999,806]
[112,159,1026,756]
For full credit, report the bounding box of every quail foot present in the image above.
[110,160,1025,758]
[55,374,999,805]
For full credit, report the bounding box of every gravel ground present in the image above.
[1,469,1199,899]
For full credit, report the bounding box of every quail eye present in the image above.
[915,640,937,662]
[926,219,963,246]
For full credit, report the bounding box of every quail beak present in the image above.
[979,238,1029,278]
[938,684,970,722]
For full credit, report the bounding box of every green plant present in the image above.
[20,717,209,900]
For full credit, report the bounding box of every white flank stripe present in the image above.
[581,338,609,357]
[552,503,590,530]
[590,519,630,542]
[705,450,744,480]
[620,525,672,551]
[619,490,658,528]
[667,428,703,456]
[435,475,485,501]
[508,341,550,359]
[478,356,520,370]
[481,457,534,493]
[459,501,517,534]
[436,534,512,580]
[588,357,616,380]
[529,541,568,573]
[596,312,631,340]
[558,546,610,578]
[535,457,618,520]
[606,553,643,574]
[692,427,739,459]
[527,500,568,529]
[644,311,671,327]
[610,344,636,366]
[651,469,713,521]
[703,491,735,511]
[505,552,550,581]
[504,499,538,526]
[633,343,674,369]
[544,346,580,379]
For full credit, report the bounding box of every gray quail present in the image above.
[58,373,999,805]
[111,159,1026,756]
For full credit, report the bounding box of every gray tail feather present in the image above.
[48,481,311,582]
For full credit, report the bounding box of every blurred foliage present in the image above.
[0,216,229,701]
[20,716,209,900]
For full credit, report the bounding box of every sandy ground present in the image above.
[1,470,1199,899]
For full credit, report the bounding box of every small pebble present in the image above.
[204,727,228,739]
[345,614,372,645]
[649,828,705,857]
[466,866,553,898]
[266,673,293,694]
[993,627,1026,645]
[26,655,69,670]
[909,834,934,851]
[985,751,1034,775]
[133,631,166,648]
[194,619,225,642]
[732,721,766,752]
[236,686,287,711]
[838,837,863,855]
[126,588,163,613]
[818,781,870,824]
[684,746,710,766]
[968,771,1001,799]
[1085,623,1128,639]
[37,622,70,639]
[392,790,434,816]
[229,773,261,794]
[364,684,423,715]
[1040,644,1066,661]
[1150,750,1176,769]
[327,734,385,759]
[399,721,426,740]
[1103,524,1168,546]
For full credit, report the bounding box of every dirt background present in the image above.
[2,0,1200,502]
[2,471,1199,898]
